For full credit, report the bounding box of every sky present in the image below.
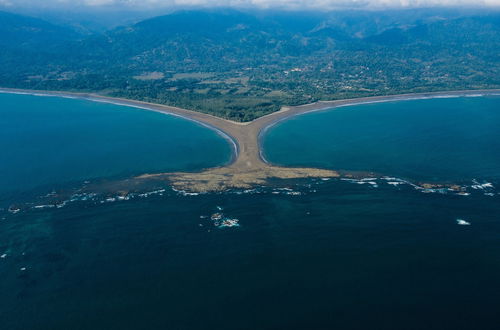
[1,0,499,10]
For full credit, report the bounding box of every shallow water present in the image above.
[262,96,500,183]
[0,93,232,206]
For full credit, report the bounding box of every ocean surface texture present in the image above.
[1,93,500,330]
[263,96,500,182]
[0,93,232,206]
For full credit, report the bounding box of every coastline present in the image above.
[2,87,500,191]
[0,88,241,168]
[256,90,500,165]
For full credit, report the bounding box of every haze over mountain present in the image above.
[2,0,499,30]
[0,7,499,120]
[2,0,500,10]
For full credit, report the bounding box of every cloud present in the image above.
[1,0,499,10]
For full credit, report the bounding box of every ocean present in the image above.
[1,93,499,330]
[262,96,500,183]
[0,93,231,207]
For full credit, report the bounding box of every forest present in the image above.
[1,9,499,121]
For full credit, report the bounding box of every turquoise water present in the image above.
[0,93,232,205]
[263,96,500,182]
[1,94,500,330]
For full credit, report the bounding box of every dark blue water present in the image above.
[0,93,232,206]
[263,96,500,183]
[1,94,500,330]
[1,183,499,330]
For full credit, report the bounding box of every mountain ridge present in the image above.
[0,8,499,121]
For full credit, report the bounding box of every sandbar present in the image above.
[2,87,499,191]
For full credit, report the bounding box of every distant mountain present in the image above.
[81,10,353,68]
[0,9,499,121]
[0,11,79,48]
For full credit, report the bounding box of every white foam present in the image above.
[56,201,67,208]
[219,218,240,228]
[34,204,55,209]
[470,182,493,190]
[8,207,20,214]
[456,219,471,226]
[387,181,404,186]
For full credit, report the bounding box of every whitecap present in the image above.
[34,204,55,209]
[8,207,20,214]
[340,178,357,182]
[179,191,199,196]
[56,201,68,208]
[387,181,404,186]
[219,218,240,228]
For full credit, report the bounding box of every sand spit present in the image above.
[2,88,500,192]
[138,166,340,192]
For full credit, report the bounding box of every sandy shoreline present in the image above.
[256,90,500,164]
[2,87,500,191]
[0,88,241,166]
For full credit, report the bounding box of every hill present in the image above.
[0,9,499,121]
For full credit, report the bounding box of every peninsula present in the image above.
[2,88,500,192]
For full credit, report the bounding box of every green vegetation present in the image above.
[1,9,499,121]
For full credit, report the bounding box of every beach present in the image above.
[2,87,500,191]
[2,89,500,330]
